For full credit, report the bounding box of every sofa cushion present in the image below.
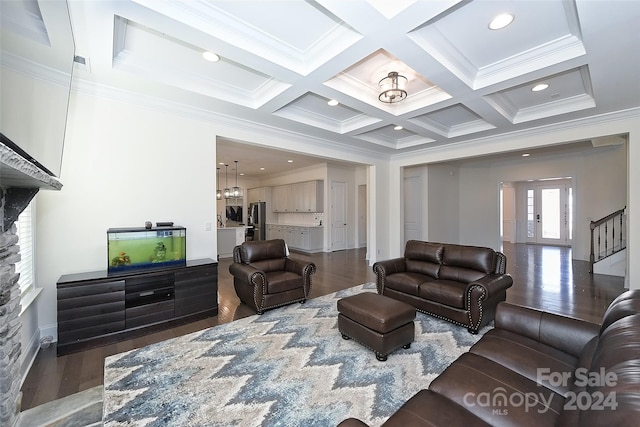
[442,244,496,275]
[380,390,491,427]
[405,259,440,278]
[405,241,444,264]
[429,352,565,426]
[241,239,288,264]
[439,265,490,283]
[417,279,467,309]
[469,328,579,396]
[384,272,427,295]
[264,270,303,293]
[250,258,287,273]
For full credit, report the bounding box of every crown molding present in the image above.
[70,78,390,162]
[392,106,640,163]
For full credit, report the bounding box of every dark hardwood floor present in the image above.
[20,243,626,411]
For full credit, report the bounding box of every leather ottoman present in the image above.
[337,292,415,361]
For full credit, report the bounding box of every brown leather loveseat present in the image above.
[339,289,640,426]
[373,240,513,333]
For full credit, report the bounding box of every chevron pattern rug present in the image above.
[103,283,489,426]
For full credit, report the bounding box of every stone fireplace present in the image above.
[0,143,62,426]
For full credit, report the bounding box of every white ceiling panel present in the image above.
[409,104,495,138]
[273,93,380,134]
[485,66,595,124]
[130,0,363,76]
[111,16,290,108]
[408,0,585,89]
[27,0,639,168]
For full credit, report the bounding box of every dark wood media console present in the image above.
[56,258,218,355]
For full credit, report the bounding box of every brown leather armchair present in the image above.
[228,239,316,314]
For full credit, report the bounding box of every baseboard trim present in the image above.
[19,328,41,388]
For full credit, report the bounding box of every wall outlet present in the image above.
[205,222,212,231]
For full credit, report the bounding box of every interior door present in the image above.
[331,180,347,251]
[403,175,421,244]
[526,181,572,246]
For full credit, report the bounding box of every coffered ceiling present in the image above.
[3,0,639,178]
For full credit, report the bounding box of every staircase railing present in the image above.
[590,206,626,273]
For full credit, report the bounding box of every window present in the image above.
[15,200,35,296]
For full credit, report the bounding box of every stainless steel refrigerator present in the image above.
[248,202,266,241]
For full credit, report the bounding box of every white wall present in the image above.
[427,164,460,244]
[35,91,218,339]
[454,144,626,259]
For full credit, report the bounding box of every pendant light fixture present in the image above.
[232,160,242,198]
[378,71,408,103]
[223,164,231,199]
[216,167,222,200]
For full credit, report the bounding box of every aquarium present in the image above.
[107,226,186,274]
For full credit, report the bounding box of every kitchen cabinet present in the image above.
[272,184,292,212]
[272,181,323,212]
[247,187,271,204]
[266,225,323,253]
[56,259,218,355]
[298,180,323,212]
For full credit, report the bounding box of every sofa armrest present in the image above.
[467,273,513,300]
[373,258,406,293]
[495,302,600,358]
[285,258,316,297]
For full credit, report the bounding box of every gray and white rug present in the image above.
[103,283,489,426]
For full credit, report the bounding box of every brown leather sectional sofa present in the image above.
[339,289,640,426]
[373,240,513,333]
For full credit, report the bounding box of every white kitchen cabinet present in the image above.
[247,187,271,204]
[268,224,323,253]
[272,184,292,212]
[272,181,323,212]
[296,181,323,212]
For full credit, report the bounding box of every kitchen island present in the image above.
[217,226,248,258]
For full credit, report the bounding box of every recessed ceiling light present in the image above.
[489,13,514,30]
[260,167,265,171]
[202,51,220,62]
[394,125,403,131]
[287,159,294,163]
[531,83,549,92]
[522,153,530,157]
[327,99,339,106]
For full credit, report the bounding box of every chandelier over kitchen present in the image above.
[216,167,222,200]
[232,160,243,198]
[223,164,231,199]
[378,71,408,103]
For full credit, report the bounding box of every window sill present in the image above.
[19,287,42,316]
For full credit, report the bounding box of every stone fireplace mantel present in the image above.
[1,142,63,427]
